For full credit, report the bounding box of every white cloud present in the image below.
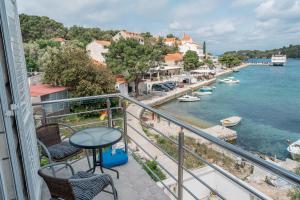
[172,0,217,18]
[197,20,236,37]
[168,20,192,30]
[231,0,263,7]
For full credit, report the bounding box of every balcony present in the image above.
[32,94,300,200]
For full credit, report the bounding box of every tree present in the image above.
[20,14,67,42]
[203,41,207,58]
[219,54,243,68]
[43,43,115,97]
[106,39,163,97]
[183,50,200,71]
[166,33,175,38]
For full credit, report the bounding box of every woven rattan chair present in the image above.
[36,123,91,168]
[39,162,118,200]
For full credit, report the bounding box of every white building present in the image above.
[163,37,177,46]
[86,40,111,63]
[113,30,144,44]
[179,33,204,60]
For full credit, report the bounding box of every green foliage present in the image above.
[42,43,116,97]
[166,33,175,38]
[288,188,300,200]
[203,41,207,56]
[66,26,118,46]
[106,39,163,96]
[20,14,67,42]
[219,54,243,68]
[36,39,61,49]
[143,160,166,182]
[183,50,200,71]
[204,59,214,68]
[224,44,300,59]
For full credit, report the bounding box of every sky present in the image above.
[17,0,300,54]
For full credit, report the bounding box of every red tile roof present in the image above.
[95,40,111,46]
[164,38,176,43]
[30,84,67,97]
[164,53,183,62]
[182,33,192,41]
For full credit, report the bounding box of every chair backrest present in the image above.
[38,167,74,199]
[36,123,62,147]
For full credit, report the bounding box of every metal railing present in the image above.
[32,93,300,200]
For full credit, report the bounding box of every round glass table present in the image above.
[70,127,122,177]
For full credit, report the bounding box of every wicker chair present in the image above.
[39,162,118,200]
[36,123,91,168]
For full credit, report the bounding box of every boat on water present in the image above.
[287,139,300,160]
[200,86,214,92]
[219,78,240,84]
[220,116,242,127]
[193,91,212,96]
[233,69,239,72]
[178,95,200,102]
[271,53,287,66]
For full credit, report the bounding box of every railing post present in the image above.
[106,98,112,127]
[122,100,128,153]
[41,108,46,126]
[178,128,184,200]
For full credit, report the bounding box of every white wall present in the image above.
[179,42,204,60]
[86,41,108,62]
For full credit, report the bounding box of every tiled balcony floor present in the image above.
[41,155,171,200]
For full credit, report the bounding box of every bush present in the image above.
[143,160,166,182]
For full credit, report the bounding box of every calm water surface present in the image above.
[159,59,300,159]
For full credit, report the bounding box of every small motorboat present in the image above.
[178,95,200,102]
[220,116,242,127]
[287,139,300,160]
[220,78,240,84]
[200,86,214,92]
[193,91,212,96]
[233,69,239,72]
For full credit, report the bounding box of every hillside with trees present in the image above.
[224,44,300,59]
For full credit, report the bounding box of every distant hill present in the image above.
[224,45,300,59]
[19,14,119,45]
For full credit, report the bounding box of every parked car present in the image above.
[152,84,170,92]
[162,82,175,90]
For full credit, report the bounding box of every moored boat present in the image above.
[271,53,287,66]
[287,139,300,160]
[193,91,212,96]
[220,116,242,127]
[178,95,200,102]
[219,78,240,84]
[200,86,214,92]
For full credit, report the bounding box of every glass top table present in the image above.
[70,127,122,149]
[70,127,123,177]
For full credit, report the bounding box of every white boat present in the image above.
[220,116,242,127]
[178,95,200,102]
[200,86,214,92]
[287,139,300,160]
[193,91,212,96]
[219,78,240,84]
[271,54,287,66]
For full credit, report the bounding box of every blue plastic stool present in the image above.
[99,148,128,168]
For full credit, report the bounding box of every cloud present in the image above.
[197,20,236,37]
[172,0,217,18]
[231,0,263,7]
[168,20,192,30]
[255,0,300,21]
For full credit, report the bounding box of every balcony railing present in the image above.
[32,93,300,200]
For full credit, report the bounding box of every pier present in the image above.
[245,61,272,66]
[203,125,237,142]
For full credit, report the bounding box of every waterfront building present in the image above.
[179,33,204,60]
[86,40,111,63]
[163,37,177,46]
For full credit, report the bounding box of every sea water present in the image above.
[159,59,300,160]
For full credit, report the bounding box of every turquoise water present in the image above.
[159,59,300,160]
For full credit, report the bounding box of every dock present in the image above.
[203,125,237,142]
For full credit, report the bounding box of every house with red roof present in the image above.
[30,84,69,115]
[113,30,144,44]
[179,33,204,60]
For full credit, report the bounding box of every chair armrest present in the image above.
[58,123,76,140]
[37,139,53,163]
[41,162,75,175]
